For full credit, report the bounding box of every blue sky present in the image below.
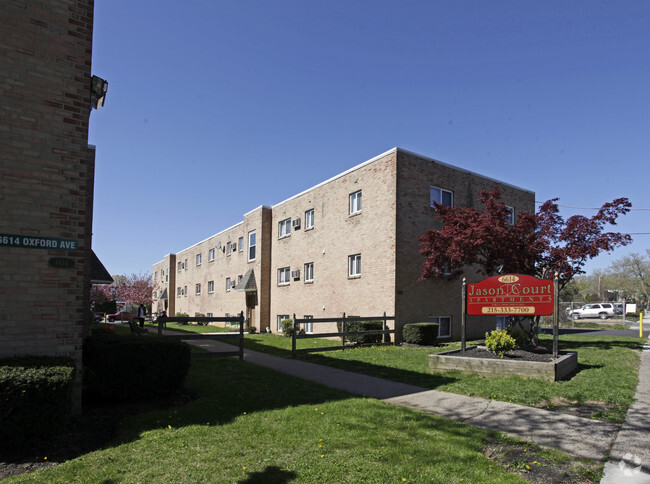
[89,0,650,277]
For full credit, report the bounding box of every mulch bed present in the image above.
[458,345,557,362]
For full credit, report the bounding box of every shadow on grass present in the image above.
[238,466,297,484]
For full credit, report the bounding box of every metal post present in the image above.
[383,311,388,344]
[553,274,559,359]
[341,312,346,347]
[461,278,466,352]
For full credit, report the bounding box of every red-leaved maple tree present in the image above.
[418,188,632,343]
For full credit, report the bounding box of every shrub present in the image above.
[402,323,439,346]
[174,312,190,325]
[0,356,75,450]
[83,333,191,402]
[338,320,383,345]
[485,329,517,358]
[247,326,257,334]
[280,319,294,337]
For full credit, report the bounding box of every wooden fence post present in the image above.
[238,311,244,360]
[292,313,297,357]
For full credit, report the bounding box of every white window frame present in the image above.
[248,230,256,261]
[278,267,290,285]
[195,283,201,295]
[429,316,451,338]
[305,209,314,230]
[277,314,289,332]
[348,254,361,278]
[177,287,182,297]
[238,236,244,251]
[304,262,314,283]
[177,261,183,272]
[279,218,291,238]
[225,277,231,292]
[349,190,362,215]
[505,206,515,225]
[209,248,215,261]
[208,280,214,293]
[196,253,202,266]
[184,285,187,297]
[430,187,453,207]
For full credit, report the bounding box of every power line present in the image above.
[535,201,650,211]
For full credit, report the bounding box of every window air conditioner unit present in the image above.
[291,269,300,280]
[292,218,301,229]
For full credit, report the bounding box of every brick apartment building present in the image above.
[1,0,106,407]
[153,148,535,340]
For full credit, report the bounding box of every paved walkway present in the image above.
[187,334,649,478]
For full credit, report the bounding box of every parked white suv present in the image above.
[570,303,616,320]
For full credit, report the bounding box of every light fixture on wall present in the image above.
[90,75,108,109]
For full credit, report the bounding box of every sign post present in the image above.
[461,278,466,352]
[553,273,559,359]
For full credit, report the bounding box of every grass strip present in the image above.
[7,358,541,483]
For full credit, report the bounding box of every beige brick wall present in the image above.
[0,0,95,408]
[151,148,535,341]
[269,151,398,334]
[394,150,536,340]
[155,206,272,330]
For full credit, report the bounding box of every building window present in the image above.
[209,248,215,261]
[248,230,256,261]
[349,190,362,214]
[279,218,291,238]
[195,283,201,295]
[207,312,213,318]
[227,241,233,256]
[177,261,183,272]
[225,277,231,291]
[277,314,290,332]
[506,206,515,225]
[208,280,214,293]
[305,209,314,230]
[496,316,507,330]
[429,316,451,338]
[165,267,169,282]
[153,291,157,300]
[184,259,188,270]
[304,315,313,334]
[304,262,314,283]
[348,254,361,278]
[238,236,244,251]
[278,267,290,285]
[184,285,187,297]
[154,271,158,281]
[177,287,182,297]
[430,187,453,207]
[196,253,202,266]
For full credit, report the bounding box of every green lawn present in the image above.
[6,358,546,483]
[234,333,644,424]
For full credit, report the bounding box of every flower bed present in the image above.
[428,345,578,381]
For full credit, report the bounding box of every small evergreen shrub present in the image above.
[281,319,294,337]
[337,320,383,345]
[485,329,517,358]
[83,333,191,402]
[0,356,75,450]
[402,323,439,345]
[247,326,257,334]
[174,313,190,325]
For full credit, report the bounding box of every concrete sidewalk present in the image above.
[189,337,628,462]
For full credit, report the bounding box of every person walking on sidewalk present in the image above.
[137,304,147,329]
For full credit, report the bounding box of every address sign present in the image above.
[467,274,554,316]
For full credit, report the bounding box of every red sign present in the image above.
[467,274,554,316]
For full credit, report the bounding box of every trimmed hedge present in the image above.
[83,332,191,402]
[402,323,439,345]
[0,356,75,450]
[338,320,383,345]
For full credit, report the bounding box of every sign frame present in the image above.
[466,274,554,316]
